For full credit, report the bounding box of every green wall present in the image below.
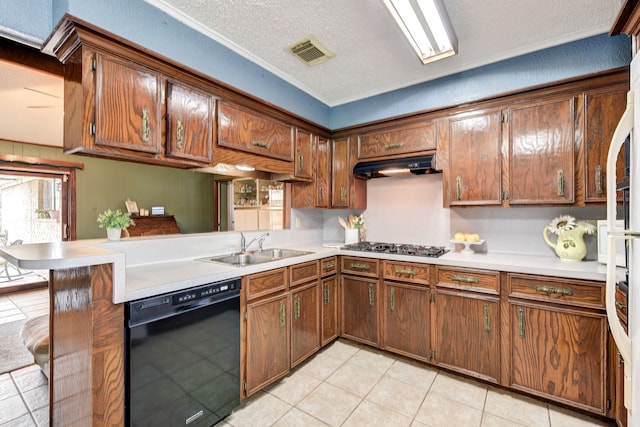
[0,140,216,239]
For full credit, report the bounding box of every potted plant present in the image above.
[97,209,135,241]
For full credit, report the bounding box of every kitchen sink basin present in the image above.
[198,248,312,267]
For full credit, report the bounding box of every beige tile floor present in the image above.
[222,340,615,427]
[0,289,617,427]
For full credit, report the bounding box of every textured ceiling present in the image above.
[146,0,623,106]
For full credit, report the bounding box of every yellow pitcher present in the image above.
[543,226,587,262]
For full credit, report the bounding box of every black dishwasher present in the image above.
[125,278,241,427]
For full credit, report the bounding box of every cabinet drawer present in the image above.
[290,260,319,287]
[508,273,605,309]
[341,256,379,278]
[245,267,288,301]
[436,267,499,295]
[358,121,436,160]
[321,256,338,277]
[383,261,430,285]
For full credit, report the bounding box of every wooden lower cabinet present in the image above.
[342,275,379,347]
[382,281,430,362]
[433,289,500,382]
[321,275,339,346]
[290,281,320,368]
[245,293,290,396]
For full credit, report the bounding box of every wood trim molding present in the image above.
[0,153,84,170]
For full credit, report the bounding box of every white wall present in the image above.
[355,174,608,260]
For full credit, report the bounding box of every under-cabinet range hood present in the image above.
[353,154,438,178]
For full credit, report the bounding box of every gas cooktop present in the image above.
[341,242,449,258]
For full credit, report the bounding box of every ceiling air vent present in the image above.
[287,36,335,66]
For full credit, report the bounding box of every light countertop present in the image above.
[0,234,616,304]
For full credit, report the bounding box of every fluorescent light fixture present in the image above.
[235,164,255,172]
[382,0,457,64]
[379,168,411,176]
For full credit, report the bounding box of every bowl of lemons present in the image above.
[451,232,484,254]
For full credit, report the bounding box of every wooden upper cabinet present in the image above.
[331,137,350,208]
[584,86,627,203]
[316,137,331,208]
[448,110,503,206]
[218,101,294,161]
[509,96,575,204]
[94,53,162,154]
[294,128,314,179]
[165,80,214,164]
[358,120,437,160]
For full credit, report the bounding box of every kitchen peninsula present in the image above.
[0,229,618,425]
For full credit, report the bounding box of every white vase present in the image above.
[345,228,359,245]
[106,228,122,241]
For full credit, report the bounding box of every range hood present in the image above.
[353,154,439,178]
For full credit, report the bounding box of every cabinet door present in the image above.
[291,282,320,367]
[321,275,338,346]
[383,282,430,362]
[509,96,575,204]
[165,80,213,163]
[510,302,607,413]
[434,290,500,382]
[316,137,331,208]
[331,137,350,208]
[95,53,161,153]
[295,129,314,179]
[341,275,379,347]
[358,121,436,160]
[584,87,627,203]
[448,111,503,205]
[245,294,289,396]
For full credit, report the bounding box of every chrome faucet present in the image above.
[240,232,269,253]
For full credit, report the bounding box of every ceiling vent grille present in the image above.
[287,36,335,66]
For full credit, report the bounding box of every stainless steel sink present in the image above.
[198,248,312,266]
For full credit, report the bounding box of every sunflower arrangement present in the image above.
[547,215,595,235]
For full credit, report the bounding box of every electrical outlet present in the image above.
[296,217,302,229]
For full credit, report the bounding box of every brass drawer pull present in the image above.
[484,303,490,332]
[319,186,324,201]
[394,268,417,276]
[142,107,150,143]
[350,263,370,270]
[323,263,335,270]
[616,301,626,310]
[294,295,300,319]
[518,308,525,338]
[534,286,573,296]
[390,288,395,311]
[557,169,564,197]
[279,301,286,329]
[340,184,346,202]
[252,140,271,149]
[298,153,303,171]
[324,284,330,305]
[384,142,404,150]
[176,119,184,149]
[368,284,374,306]
[595,165,604,195]
[456,176,462,200]
[450,274,479,284]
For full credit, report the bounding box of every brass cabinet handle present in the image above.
[142,107,150,143]
[324,284,330,305]
[350,263,370,270]
[534,285,573,296]
[450,274,479,284]
[518,308,525,338]
[368,284,375,306]
[384,142,404,150]
[557,169,564,197]
[340,184,346,202]
[484,303,490,332]
[252,141,271,149]
[176,119,184,149]
[456,176,462,200]
[279,300,286,329]
[595,165,604,195]
[298,153,303,171]
[319,186,324,201]
[394,268,417,276]
[294,295,300,319]
[616,301,626,310]
[323,263,335,270]
[390,288,395,311]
